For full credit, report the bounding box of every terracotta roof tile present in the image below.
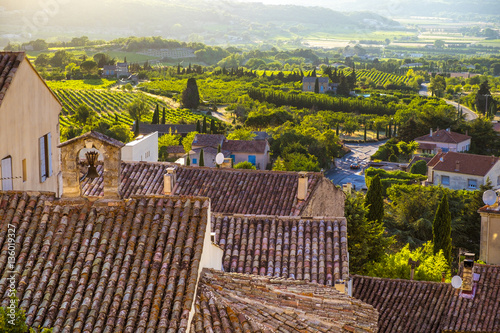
[212,215,349,284]
[0,52,24,107]
[0,191,209,332]
[353,264,500,333]
[166,145,185,154]
[222,139,268,154]
[191,269,378,333]
[415,129,471,144]
[427,151,499,176]
[81,162,324,215]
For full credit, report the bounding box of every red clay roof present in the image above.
[0,52,24,107]
[192,269,378,333]
[165,145,185,154]
[212,215,349,284]
[0,191,209,332]
[352,264,500,333]
[222,139,268,154]
[417,142,436,150]
[81,162,324,215]
[427,151,498,176]
[415,129,471,144]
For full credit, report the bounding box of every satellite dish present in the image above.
[451,275,463,289]
[482,190,497,206]
[215,153,224,165]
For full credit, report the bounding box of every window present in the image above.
[441,175,450,186]
[468,179,477,189]
[192,158,197,164]
[230,154,235,162]
[441,148,449,152]
[39,133,52,182]
[22,159,27,182]
[1,156,13,191]
[248,155,256,165]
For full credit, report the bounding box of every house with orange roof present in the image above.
[427,151,500,190]
[0,52,61,195]
[415,128,471,155]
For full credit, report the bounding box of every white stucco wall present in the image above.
[417,138,470,153]
[230,145,270,170]
[431,170,485,191]
[479,212,500,265]
[0,57,61,195]
[121,132,158,162]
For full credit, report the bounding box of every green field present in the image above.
[341,69,412,86]
[46,79,117,90]
[53,89,207,129]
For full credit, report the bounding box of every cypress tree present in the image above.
[161,107,166,124]
[152,104,159,124]
[199,149,205,167]
[202,117,207,133]
[364,124,367,142]
[210,118,215,134]
[314,78,319,94]
[365,174,384,223]
[433,194,452,265]
[186,155,191,166]
[181,77,200,109]
[196,120,201,132]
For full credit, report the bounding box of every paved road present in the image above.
[326,140,387,190]
[420,83,477,121]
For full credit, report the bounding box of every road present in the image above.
[420,83,477,121]
[326,140,387,190]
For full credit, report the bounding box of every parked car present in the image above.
[350,162,360,169]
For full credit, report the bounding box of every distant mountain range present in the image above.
[0,0,403,45]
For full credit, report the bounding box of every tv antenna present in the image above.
[482,190,497,206]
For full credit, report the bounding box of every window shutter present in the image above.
[1,157,13,191]
[40,136,46,182]
[47,132,52,177]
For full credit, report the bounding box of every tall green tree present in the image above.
[345,192,393,274]
[181,77,200,109]
[202,116,207,133]
[126,95,150,137]
[161,107,166,124]
[433,194,452,265]
[314,77,319,93]
[72,103,96,126]
[429,75,446,97]
[365,174,384,223]
[196,120,201,132]
[152,104,160,124]
[199,148,205,166]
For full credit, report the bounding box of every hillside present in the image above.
[0,0,402,47]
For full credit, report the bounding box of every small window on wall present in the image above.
[468,179,477,189]
[39,133,52,182]
[192,158,198,164]
[441,175,450,186]
[1,156,13,191]
[22,159,27,182]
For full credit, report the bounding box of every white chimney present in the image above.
[297,172,308,200]
[430,128,433,137]
[163,167,177,195]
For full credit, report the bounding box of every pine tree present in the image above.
[161,107,166,124]
[196,120,201,132]
[199,149,205,166]
[365,174,384,223]
[433,194,452,265]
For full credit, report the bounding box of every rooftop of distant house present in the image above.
[222,139,268,154]
[428,151,499,176]
[415,128,471,144]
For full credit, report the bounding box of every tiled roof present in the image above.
[427,151,498,176]
[138,123,196,136]
[415,129,471,144]
[222,139,268,154]
[0,52,24,107]
[303,77,329,83]
[212,215,349,283]
[192,134,225,148]
[192,269,378,333]
[0,191,210,332]
[166,145,185,154]
[352,264,500,333]
[81,162,324,215]
[417,142,436,150]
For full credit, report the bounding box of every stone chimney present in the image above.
[58,131,124,199]
[163,167,177,195]
[455,161,460,172]
[461,253,475,292]
[297,172,308,200]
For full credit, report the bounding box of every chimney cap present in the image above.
[167,167,176,174]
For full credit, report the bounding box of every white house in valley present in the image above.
[427,151,500,190]
[415,128,471,155]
